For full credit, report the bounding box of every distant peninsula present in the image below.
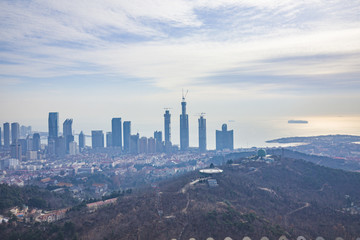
[288,119,308,124]
[266,134,360,143]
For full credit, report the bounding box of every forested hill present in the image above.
[0,184,78,213]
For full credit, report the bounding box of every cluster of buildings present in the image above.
[0,95,234,164]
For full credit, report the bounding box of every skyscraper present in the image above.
[48,112,59,142]
[216,124,234,151]
[0,127,2,149]
[63,119,74,153]
[130,134,139,154]
[32,133,41,151]
[106,132,112,148]
[112,118,122,150]
[79,131,85,150]
[154,131,163,153]
[139,137,148,154]
[92,130,104,149]
[11,122,20,144]
[3,123,10,149]
[55,136,66,157]
[198,115,207,152]
[164,110,172,151]
[147,137,156,154]
[123,121,131,153]
[10,142,21,160]
[180,96,189,151]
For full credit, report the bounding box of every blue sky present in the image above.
[1,0,360,148]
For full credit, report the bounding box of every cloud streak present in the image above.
[1,0,360,94]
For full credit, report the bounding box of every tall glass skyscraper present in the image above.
[3,123,10,149]
[92,130,104,149]
[63,119,74,153]
[198,115,206,152]
[180,97,189,151]
[79,131,85,149]
[32,133,41,151]
[164,110,171,151]
[48,112,59,141]
[11,122,20,144]
[112,118,122,150]
[123,121,131,153]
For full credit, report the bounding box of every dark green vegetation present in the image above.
[2,156,360,239]
[0,184,78,214]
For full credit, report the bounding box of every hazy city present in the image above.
[1,1,360,240]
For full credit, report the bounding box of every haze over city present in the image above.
[1,0,360,148]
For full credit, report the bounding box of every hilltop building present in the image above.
[216,124,234,151]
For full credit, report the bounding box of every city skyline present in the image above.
[0,1,360,149]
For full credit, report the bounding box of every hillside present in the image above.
[3,156,360,240]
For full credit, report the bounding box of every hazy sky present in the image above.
[1,0,360,148]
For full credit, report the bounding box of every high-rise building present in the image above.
[164,110,172,151]
[123,121,131,153]
[48,112,59,143]
[130,134,139,154]
[154,131,163,153]
[18,139,27,156]
[0,127,2,149]
[55,136,66,157]
[216,124,234,151]
[139,137,148,154]
[106,132,112,148]
[26,136,33,152]
[79,131,85,149]
[10,142,21,160]
[11,122,20,144]
[47,139,56,156]
[92,130,104,149]
[3,123,10,149]
[32,133,41,151]
[180,96,189,151]
[63,119,74,153]
[20,125,31,138]
[198,115,207,152]
[148,137,156,154]
[69,141,78,155]
[112,118,122,150]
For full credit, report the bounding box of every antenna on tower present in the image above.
[182,89,189,101]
